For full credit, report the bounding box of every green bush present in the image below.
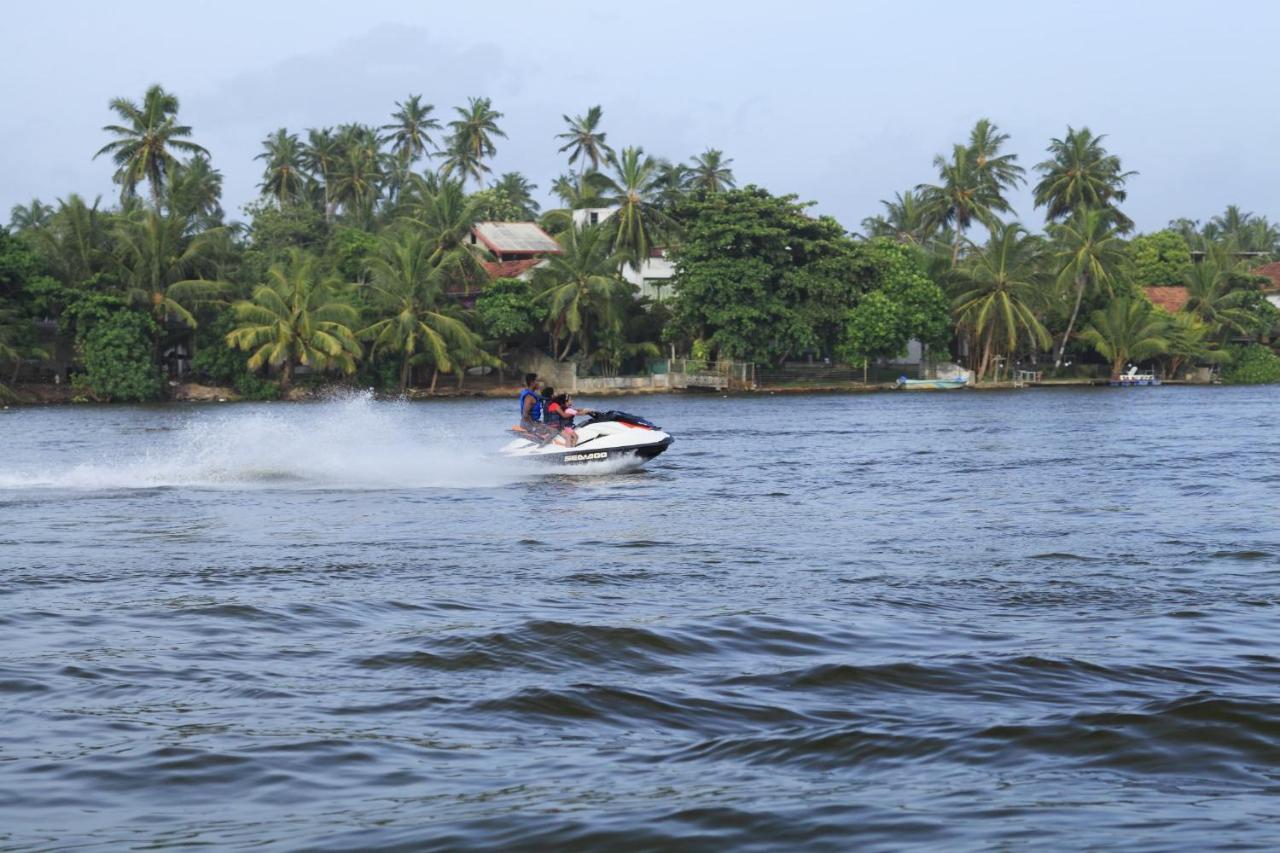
[1221,344,1280,385]
[80,310,164,401]
[191,310,279,399]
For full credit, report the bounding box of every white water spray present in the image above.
[0,392,528,490]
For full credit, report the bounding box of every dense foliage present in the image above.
[1220,344,1280,385]
[4,87,1280,398]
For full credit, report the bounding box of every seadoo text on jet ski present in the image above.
[499,410,673,467]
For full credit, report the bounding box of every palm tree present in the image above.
[953,223,1052,380]
[1033,127,1135,230]
[1203,205,1280,253]
[301,127,341,220]
[441,97,506,189]
[556,106,614,175]
[1079,296,1170,376]
[1050,206,1127,367]
[94,84,208,206]
[600,147,673,270]
[861,190,936,246]
[688,149,736,193]
[1183,250,1261,339]
[113,209,227,330]
[8,199,53,232]
[403,178,484,271]
[492,172,540,219]
[165,155,224,231]
[651,161,692,211]
[30,195,109,290]
[1165,312,1228,377]
[329,134,384,227]
[968,119,1025,199]
[534,224,633,361]
[359,229,487,393]
[256,128,307,207]
[918,143,1009,266]
[225,248,361,390]
[380,94,440,165]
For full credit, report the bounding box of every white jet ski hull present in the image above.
[498,412,674,468]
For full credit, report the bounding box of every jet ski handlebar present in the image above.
[583,410,661,430]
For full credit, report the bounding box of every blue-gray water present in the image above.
[2,388,1278,850]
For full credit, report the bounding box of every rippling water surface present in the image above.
[2,388,1279,850]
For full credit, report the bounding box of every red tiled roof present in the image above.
[471,222,561,256]
[481,258,543,280]
[1145,285,1190,313]
[1250,261,1280,292]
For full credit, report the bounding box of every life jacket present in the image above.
[518,388,542,423]
[546,401,571,428]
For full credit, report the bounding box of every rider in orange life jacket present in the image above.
[545,393,597,446]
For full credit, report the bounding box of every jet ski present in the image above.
[499,410,673,468]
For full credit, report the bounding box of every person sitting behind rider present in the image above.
[546,393,596,446]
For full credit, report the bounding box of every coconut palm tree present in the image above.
[968,119,1025,200]
[1182,250,1261,339]
[1050,206,1127,367]
[30,195,110,290]
[861,190,936,246]
[441,97,506,188]
[403,178,484,273]
[1203,205,1280,253]
[492,172,540,219]
[1079,296,1170,376]
[918,143,1010,266]
[380,94,440,166]
[112,209,227,330]
[94,84,208,206]
[329,135,384,227]
[651,161,692,211]
[359,229,487,393]
[688,148,736,193]
[301,127,341,220]
[1033,127,1135,230]
[225,248,361,390]
[953,222,1052,380]
[600,147,673,270]
[165,155,224,232]
[1165,312,1228,377]
[534,224,633,361]
[256,129,307,207]
[8,199,53,232]
[556,105,614,175]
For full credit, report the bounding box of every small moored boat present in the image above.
[896,374,969,390]
[1109,367,1161,387]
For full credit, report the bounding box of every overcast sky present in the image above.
[3,0,1277,233]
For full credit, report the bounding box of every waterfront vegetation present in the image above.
[3,85,1280,401]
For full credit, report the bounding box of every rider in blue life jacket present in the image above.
[519,373,544,427]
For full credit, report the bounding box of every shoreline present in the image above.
[1,377,1225,406]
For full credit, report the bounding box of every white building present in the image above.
[572,207,676,302]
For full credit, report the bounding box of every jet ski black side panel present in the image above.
[530,436,673,465]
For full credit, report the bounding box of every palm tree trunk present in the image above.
[398,357,411,394]
[977,328,994,383]
[280,360,293,391]
[1055,276,1086,369]
[429,368,439,395]
[558,335,574,361]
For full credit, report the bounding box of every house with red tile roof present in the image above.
[1144,286,1191,313]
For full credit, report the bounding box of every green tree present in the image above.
[441,97,506,189]
[1051,206,1127,367]
[225,249,361,389]
[359,229,486,393]
[94,84,208,206]
[688,148,736,193]
[113,210,226,330]
[9,199,53,232]
[919,136,1014,267]
[838,290,903,380]
[256,128,308,207]
[301,127,342,221]
[1164,312,1228,377]
[1033,127,1135,229]
[534,224,632,361]
[953,223,1051,380]
[481,172,540,220]
[1182,250,1269,339]
[556,105,614,175]
[968,119,1025,200]
[1203,205,1280,253]
[1078,296,1170,376]
[601,146,673,270]
[1129,230,1193,285]
[166,155,225,231]
[380,94,440,165]
[475,276,539,378]
[1221,343,1280,384]
[80,309,165,401]
[329,125,385,227]
[861,190,937,246]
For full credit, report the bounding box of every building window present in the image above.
[589,211,599,225]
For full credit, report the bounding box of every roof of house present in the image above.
[1145,285,1190,313]
[1250,261,1280,292]
[480,258,544,280]
[471,222,561,255]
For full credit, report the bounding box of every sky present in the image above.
[3,0,1278,234]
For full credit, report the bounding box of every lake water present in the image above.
[2,388,1279,850]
